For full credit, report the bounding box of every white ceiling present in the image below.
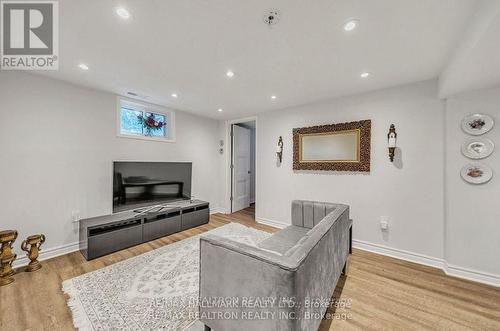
[35,0,484,119]
[439,1,500,97]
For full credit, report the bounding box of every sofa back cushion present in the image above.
[257,225,309,256]
[291,200,338,229]
[285,205,346,258]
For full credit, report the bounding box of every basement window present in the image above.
[117,97,175,142]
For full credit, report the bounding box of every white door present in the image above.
[232,125,251,212]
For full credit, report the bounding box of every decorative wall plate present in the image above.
[461,113,494,135]
[461,138,494,159]
[460,163,493,184]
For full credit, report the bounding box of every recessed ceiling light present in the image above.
[226,70,234,78]
[116,7,131,19]
[78,63,89,70]
[171,93,178,98]
[360,72,371,78]
[271,95,277,100]
[343,19,359,32]
[217,108,223,112]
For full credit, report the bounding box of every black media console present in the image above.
[79,200,209,260]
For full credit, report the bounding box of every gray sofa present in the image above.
[199,200,352,331]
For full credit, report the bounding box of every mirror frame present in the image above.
[293,120,371,172]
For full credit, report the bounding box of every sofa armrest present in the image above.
[200,234,299,270]
[199,234,298,330]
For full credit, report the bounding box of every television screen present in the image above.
[113,161,192,212]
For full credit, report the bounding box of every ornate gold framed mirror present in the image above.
[293,120,371,172]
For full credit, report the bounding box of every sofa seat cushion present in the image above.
[257,225,309,255]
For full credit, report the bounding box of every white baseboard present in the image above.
[210,207,226,214]
[353,239,500,288]
[444,262,500,288]
[352,239,445,269]
[255,217,288,229]
[13,241,80,268]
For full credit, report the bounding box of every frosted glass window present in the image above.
[120,107,143,135]
[118,98,174,142]
[142,112,166,137]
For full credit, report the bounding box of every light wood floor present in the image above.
[1,206,500,330]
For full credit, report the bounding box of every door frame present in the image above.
[224,116,258,214]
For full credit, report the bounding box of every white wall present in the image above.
[445,86,500,276]
[3,72,499,285]
[0,72,224,261]
[256,80,446,260]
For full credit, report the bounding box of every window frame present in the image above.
[116,97,176,143]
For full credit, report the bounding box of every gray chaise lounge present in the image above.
[199,200,352,331]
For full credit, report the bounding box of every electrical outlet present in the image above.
[380,216,389,231]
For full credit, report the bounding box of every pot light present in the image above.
[226,70,234,78]
[78,63,89,70]
[218,108,223,112]
[116,7,131,19]
[360,72,371,78]
[171,93,178,98]
[271,95,277,100]
[343,19,359,32]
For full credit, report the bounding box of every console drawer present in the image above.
[181,206,209,230]
[87,223,143,259]
[143,213,181,241]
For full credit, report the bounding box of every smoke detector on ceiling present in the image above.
[263,9,280,26]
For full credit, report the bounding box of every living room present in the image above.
[1,1,499,330]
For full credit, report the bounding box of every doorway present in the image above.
[230,120,256,214]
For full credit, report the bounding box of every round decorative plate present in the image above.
[461,113,494,135]
[461,138,494,159]
[460,163,493,184]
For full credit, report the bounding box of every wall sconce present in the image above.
[387,124,397,162]
[276,136,283,163]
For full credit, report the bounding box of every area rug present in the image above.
[62,223,270,331]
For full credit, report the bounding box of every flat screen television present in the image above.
[113,161,192,213]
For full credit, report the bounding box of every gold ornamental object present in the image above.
[21,234,46,272]
[0,230,18,286]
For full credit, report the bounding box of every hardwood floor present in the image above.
[1,206,499,330]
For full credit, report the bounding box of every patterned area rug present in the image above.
[63,223,270,330]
